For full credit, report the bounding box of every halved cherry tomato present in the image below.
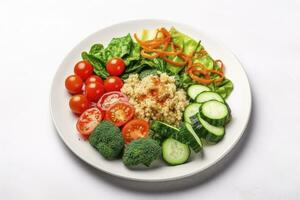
[97,91,128,112]
[122,119,149,144]
[85,75,103,85]
[105,102,134,127]
[76,107,102,138]
[106,58,126,76]
[69,94,90,114]
[74,60,93,80]
[85,82,105,102]
[104,76,123,92]
[65,74,83,94]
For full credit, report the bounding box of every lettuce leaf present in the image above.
[211,79,234,99]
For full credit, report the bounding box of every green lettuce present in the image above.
[81,34,140,78]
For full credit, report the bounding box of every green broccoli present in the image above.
[122,138,161,167]
[89,120,124,159]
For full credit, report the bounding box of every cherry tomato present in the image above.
[105,102,134,127]
[69,94,90,114]
[74,60,93,80]
[65,75,83,94]
[85,82,105,102]
[106,58,126,76]
[76,107,102,138]
[85,75,103,85]
[97,91,128,112]
[104,76,123,92]
[122,119,149,144]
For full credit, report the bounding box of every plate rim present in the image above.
[50,19,252,182]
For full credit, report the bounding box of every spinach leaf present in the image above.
[121,57,166,80]
[89,44,104,56]
[81,52,109,78]
[103,34,133,62]
[124,42,140,66]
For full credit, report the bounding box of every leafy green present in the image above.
[166,27,201,74]
[89,44,104,56]
[139,69,158,79]
[81,52,109,78]
[124,42,140,66]
[175,73,195,89]
[121,57,166,80]
[211,79,234,99]
[103,34,133,62]
[170,27,199,55]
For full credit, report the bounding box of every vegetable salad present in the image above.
[63,27,234,168]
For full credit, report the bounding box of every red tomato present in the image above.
[106,58,126,76]
[105,102,134,127]
[85,75,103,85]
[97,91,128,112]
[76,107,102,137]
[65,75,83,94]
[85,82,105,102]
[104,76,123,92]
[69,94,90,114]
[122,119,149,144]
[74,60,93,80]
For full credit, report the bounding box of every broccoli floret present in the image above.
[89,120,124,159]
[122,138,161,167]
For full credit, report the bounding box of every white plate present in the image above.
[50,19,251,182]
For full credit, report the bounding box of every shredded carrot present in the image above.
[135,27,226,84]
[141,49,159,59]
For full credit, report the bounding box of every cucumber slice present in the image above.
[151,121,179,139]
[190,114,225,143]
[184,103,201,124]
[162,138,190,165]
[187,85,211,100]
[195,91,224,103]
[200,100,229,126]
[174,122,203,153]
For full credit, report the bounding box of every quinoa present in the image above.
[121,73,188,126]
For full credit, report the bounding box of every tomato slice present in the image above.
[97,91,128,112]
[76,107,102,137]
[122,119,149,144]
[105,102,134,127]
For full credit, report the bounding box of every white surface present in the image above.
[0,0,299,199]
[51,19,252,182]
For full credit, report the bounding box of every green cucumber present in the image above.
[200,100,229,126]
[195,91,224,103]
[151,121,179,139]
[162,138,190,165]
[190,114,225,143]
[187,85,211,100]
[184,103,201,124]
[174,122,203,153]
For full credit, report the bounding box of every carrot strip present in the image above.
[162,56,187,66]
[141,49,159,59]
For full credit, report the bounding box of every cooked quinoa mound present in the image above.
[121,73,188,126]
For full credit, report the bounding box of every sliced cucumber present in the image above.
[151,121,179,139]
[195,91,224,103]
[162,138,190,165]
[187,85,211,100]
[184,103,201,124]
[174,122,202,153]
[200,100,229,126]
[190,114,225,143]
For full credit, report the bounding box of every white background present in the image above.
[1,0,300,199]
